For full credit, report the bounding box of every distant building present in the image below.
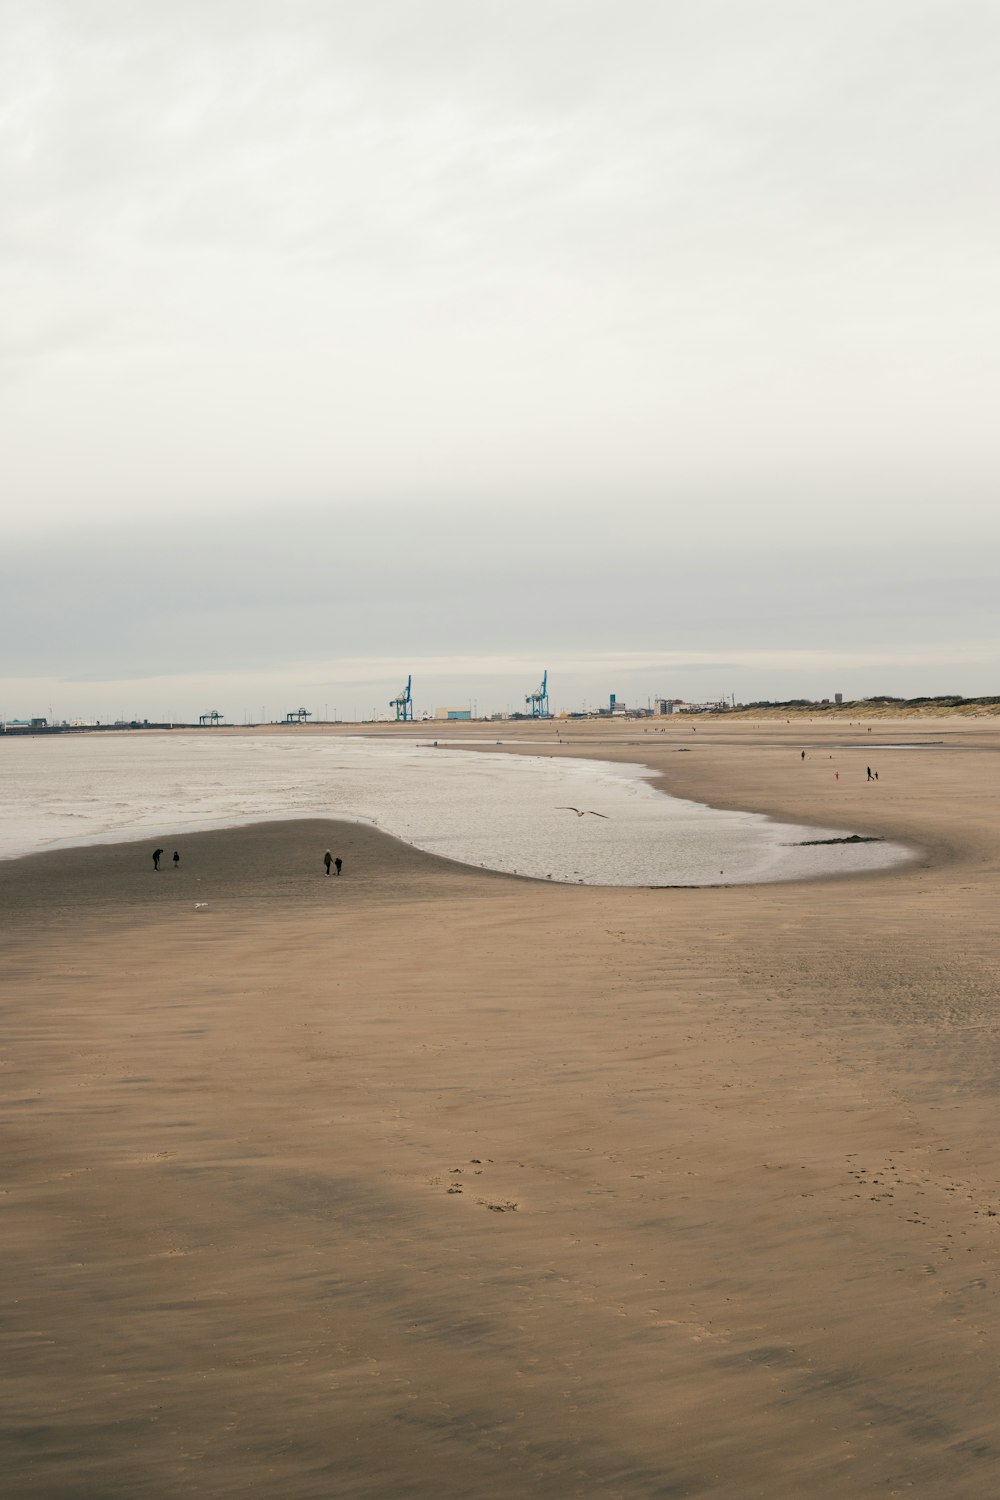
[436,707,472,721]
[835,692,843,705]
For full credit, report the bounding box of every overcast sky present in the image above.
[3,0,999,719]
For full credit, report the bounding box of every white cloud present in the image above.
[2,1,997,705]
[3,1,1000,528]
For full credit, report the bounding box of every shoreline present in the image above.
[0,725,922,890]
[0,815,517,929]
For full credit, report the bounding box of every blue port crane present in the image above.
[525,670,550,718]
[390,675,414,721]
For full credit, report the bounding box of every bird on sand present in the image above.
[557,806,609,818]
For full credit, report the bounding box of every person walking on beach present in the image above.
[867,766,873,781]
[324,850,333,876]
[172,850,180,868]
[801,750,806,760]
[152,847,164,870]
[334,856,343,876]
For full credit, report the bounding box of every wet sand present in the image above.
[3,719,1000,1498]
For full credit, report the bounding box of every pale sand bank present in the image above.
[3,720,1000,1498]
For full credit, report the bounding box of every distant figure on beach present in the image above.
[867,766,873,781]
[324,850,333,876]
[152,847,164,870]
[874,770,879,780]
[801,750,805,760]
[335,856,343,875]
[172,850,180,868]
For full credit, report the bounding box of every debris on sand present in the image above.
[793,834,884,846]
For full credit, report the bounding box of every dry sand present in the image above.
[3,718,1000,1499]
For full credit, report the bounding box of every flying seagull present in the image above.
[557,806,609,818]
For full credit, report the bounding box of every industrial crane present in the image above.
[390,675,414,721]
[525,670,550,718]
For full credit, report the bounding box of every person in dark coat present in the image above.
[172,851,180,868]
[152,847,164,870]
[324,850,333,875]
[334,857,343,876]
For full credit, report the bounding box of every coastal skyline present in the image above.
[3,1,999,715]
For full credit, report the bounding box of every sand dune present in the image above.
[3,719,1000,1498]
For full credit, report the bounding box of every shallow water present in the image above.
[0,733,913,886]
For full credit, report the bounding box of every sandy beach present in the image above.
[4,718,1000,1498]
